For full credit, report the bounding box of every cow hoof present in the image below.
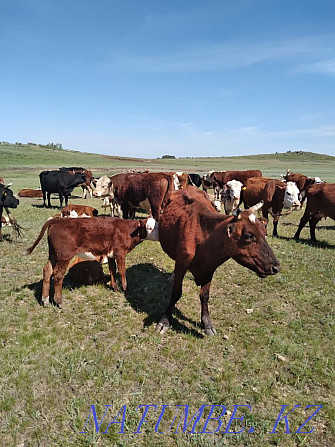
[56,303,63,309]
[42,297,50,307]
[204,325,217,336]
[156,316,170,334]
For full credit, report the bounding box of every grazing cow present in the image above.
[157,186,280,335]
[26,216,159,307]
[282,170,323,206]
[220,180,243,214]
[58,204,99,218]
[67,260,105,286]
[18,188,43,198]
[188,173,202,188]
[243,177,300,237]
[94,172,174,220]
[39,170,87,207]
[294,183,335,242]
[60,167,95,199]
[0,181,19,240]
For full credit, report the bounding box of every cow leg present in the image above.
[42,190,47,207]
[116,256,127,291]
[47,192,52,208]
[41,260,53,306]
[121,203,129,219]
[82,186,87,199]
[294,212,310,240]
[200,281,216,336]
[309,213,323,242]
[272,216,280,237]
[53,260,70,308]
[0,208,2,240]
[108,258,118,291]
[156,264,186,334]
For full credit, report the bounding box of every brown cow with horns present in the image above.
[157,186,281,335]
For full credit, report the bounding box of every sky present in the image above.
[1,0,335,158]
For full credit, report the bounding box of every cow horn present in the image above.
[232,208,242,220]
[249,201,264,213]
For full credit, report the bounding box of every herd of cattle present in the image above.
[1,167,334,334]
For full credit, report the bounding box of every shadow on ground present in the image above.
[126,263,204,338]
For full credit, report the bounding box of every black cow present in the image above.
[39,170,86,208]
[188,173,202,188]
[0,181,19,240]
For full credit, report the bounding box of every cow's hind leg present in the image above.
[42,260,53,306]
[156,263,186,334]
[294,211,311,240]
[53,260,70,308]
[116,256,127,291]
[108,258,118,291]
[200,281,216,336]
[309,213,323,242]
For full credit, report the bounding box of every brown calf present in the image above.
[18,188,43,198]
[26,216,159,308]
[157,186,280,335]
[294,183,335,242]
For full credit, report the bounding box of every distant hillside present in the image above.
[1,143,334,181]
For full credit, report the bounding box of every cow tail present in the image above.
[26,219,55,254]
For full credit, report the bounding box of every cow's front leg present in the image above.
[200,281,216,335]
[156,264,186,334]
[107,258,118,291]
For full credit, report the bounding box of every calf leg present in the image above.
[108,258,118,291]
[53,260,70,308]
[41,260,53,306]
[116,256,127,291]
[156,264,186,334]
[200,281,216,336]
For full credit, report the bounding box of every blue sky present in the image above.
[1,0,335,158]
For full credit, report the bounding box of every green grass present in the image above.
[0,145,334,446]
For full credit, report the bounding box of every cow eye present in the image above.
[286,192,291,196]
[244,233,254,241]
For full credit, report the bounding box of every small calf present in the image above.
[26,216,159,308]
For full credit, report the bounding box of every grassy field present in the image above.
[0,144,334,446]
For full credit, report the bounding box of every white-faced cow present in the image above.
[157,186,280,335]
[26,216,159,308]
[294,183,335,242]
[221,180,243,214]
[242,177,300,237]
[282,170,324,207]
[39,170,87,208]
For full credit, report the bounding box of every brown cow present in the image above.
[18,188,43,198]
[26,216,159,308]
[157,186,280,335]
[282,170,322,207]
[294,183,335,242]
[94,172,174,220]
[213,169,262,189]
[58,204,98,218]
[242,177,300,237]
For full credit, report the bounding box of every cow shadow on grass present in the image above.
[125,263,204,339]
[24,273,111,306]
[275,234,335,249]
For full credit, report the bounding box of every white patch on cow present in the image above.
[314,177,324,184]
[68,210,79,218]
[93,175,113,198]
[249,214,256,223]
[284,181,300,208]
[173,173,181,190]
[107,250,114,258]
[77,252,97,261]
[145,217,159,241]
[223,180,243,214]
[81,213,91,218]
[213,200,221,212]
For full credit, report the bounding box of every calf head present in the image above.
[226,203,280,278]
[0,185,19,208]
[283,181,300,208]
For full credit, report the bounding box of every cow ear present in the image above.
[227,223,235,237]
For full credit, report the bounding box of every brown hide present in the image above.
[111,172,174,220]
[294,183,335,241]
[213,170,262,188]
[18,189,43,198]
[27,217,149,307]
[60,204,98,218]
[157,185,280,335]
[243,177,286,236]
